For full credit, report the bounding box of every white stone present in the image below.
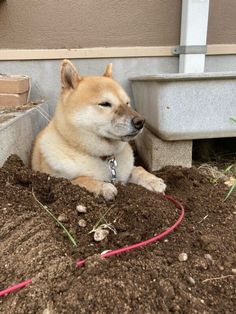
[57,214,68,223]
[94,229,109,242]
[187,276,195,286]
[204,253,214,264]
[178,253,188,262]
[78,219,87,227]
[76,204,87,213]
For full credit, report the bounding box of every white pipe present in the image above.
[179,0,210,73]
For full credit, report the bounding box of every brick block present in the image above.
[0,92,28,107]
[0,75,29,94]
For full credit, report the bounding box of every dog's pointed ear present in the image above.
[103,63,113,78]
[61,59,81,89]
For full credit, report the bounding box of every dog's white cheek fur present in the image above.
[72,107,133,138]
[72,106,111,133]
[39,126,134,183]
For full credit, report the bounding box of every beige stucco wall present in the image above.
[1,0,236,50]
[0,0,181,49]
[207,0,236,44]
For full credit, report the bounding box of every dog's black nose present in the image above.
[132,116,145,130]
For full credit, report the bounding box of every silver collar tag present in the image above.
[107,156,117,184]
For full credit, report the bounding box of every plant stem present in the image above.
[89,205,115,233]
[32,190,77,246]
[224,179,236,201]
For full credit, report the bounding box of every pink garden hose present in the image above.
[76,194,185,267]
[0,194,185,296]
[0,279,32,297]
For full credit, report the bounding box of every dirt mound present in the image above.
[0,155,235,313]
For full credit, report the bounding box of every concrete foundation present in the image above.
[135,127,192,171]
[0,103,50,166]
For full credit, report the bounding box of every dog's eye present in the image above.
[98,102,112,108]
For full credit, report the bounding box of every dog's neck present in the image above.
[77,128,126,157]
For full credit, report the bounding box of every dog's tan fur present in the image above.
[32,60,166,200]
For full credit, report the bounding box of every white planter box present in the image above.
[130,72,236,141]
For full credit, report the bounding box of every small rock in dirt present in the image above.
[217,265,224,271]
[57,213,68,223]
[193,256,208,270]
[187,276,196,286]
[231,268,236,274]
[119,231,130,240]
[101,250,112,255]
[76,204,87,213]
[42,310,50,314]
[170,304,181,312]
[204,253,214,264]
[94,229,109,242]
[78,219,87,227]
[178,253,188,262]
[199,234,218,251]
[158,279,175,299]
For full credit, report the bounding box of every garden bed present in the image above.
[0,155,235,313]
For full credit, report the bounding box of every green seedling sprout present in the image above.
[32,190,77,246]
[224,179,236,201]
[224,163,236,201]
[224,117,236,200]
[89,205,117,234]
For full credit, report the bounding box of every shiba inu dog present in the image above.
[32,60,166,200]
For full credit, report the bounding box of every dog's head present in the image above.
[59,60,145,142]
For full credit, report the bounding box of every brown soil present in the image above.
[0,115,16,125]
[0,101,42,114]
[0,155,235,314]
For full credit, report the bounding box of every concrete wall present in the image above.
[205,55,236,72]
[0,0,181,49]
[0,55,235,114]
[0,57,179,112]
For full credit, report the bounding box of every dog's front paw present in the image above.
[130,166,167,194]
[101,182,118,201]
[143,175,167,194]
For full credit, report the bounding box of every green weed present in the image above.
[32,190,77,246]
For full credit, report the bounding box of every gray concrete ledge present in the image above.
[130,71,236,81]
[0,103,50,166]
